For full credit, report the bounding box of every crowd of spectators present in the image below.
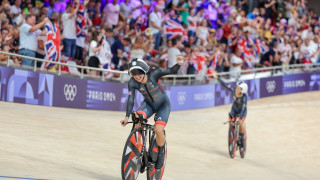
[0,0,319,79]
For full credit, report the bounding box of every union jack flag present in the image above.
[207,51,221,75]
[76,4,87,38]
[237,36,255,69]
[254,39,269,54]
[189,55,207,75]
[164,19,188,41]
[43,21,60,69]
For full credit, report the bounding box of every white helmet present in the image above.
[237,81,248,94]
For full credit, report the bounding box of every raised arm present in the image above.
[217,77,233,91]
[213,71,233,92]
[153,55,184,79]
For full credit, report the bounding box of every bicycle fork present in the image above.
[234,123,241,147]
[138,130,148,160]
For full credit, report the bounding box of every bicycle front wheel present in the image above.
[121,129,144,180]
[147,141,167,180]
[228,125,237,158]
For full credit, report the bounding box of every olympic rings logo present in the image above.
[177,91,186,105]
[64,84,77,101]
[266,80,276,93]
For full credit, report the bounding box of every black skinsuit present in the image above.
[218,77,247,119]
[126,64,181,125]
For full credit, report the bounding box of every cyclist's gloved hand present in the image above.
[120,116,129,127]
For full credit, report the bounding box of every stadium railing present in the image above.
[0,51,319,85]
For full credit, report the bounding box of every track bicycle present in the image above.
[121,112,167,180]
[224,115,247,159]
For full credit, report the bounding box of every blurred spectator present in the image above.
[158,59,167,70]
[230,49,243,79]
[178,43,191,75]
[62,1,80,59]
[35,27,46,68]
[19,14,49,67]
[103,0,120,28]
[120,0,132,21]
[215,43,230,73]
[103,28,115,47]
[264,0,276,20]
[206,0,218,29]
[196,19,209,46]
[131,0,143,19]
[111,37,131,70]
[149,4,163,50]
[0,44,10,64]
[277,36,292,70]
[75,0,91,65]
[10,0,21,25]
[47,0,56,18]
[271,42,281,67]
[130,35,148,60]
[3,4,13,25]
[174,0,189,26]
[88,30,103,77]
[168,38,181,68]
[301,26,314,40]
[261,42,276,67]
[187,8,198,38]
[300,37,318,64]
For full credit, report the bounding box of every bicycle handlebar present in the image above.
[131,112,148,125]
[223,120,239,125]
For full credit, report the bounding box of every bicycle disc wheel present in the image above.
[121,129,144,180]
[239,124,247,158]
[147,142,167,180]
[228,125,236,158]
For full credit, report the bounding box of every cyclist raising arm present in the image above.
[120,55,184,169]
[213,71,248,147]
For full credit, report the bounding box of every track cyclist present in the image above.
[120,55,184,169]
[213,72,248,149]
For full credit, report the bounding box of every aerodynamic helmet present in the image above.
[236,81,248,94]
[128,58,150,76]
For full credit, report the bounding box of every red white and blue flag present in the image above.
[237,36,255,69]
[43,21,60,69]
[76,4,87,38]
[207,51,221,75]
[254,39,269,54]
[60,56,81,75]
[188,55,206,74]
[164,19,188,41]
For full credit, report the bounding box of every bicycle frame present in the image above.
[225,116,246,159]
[130,112,156,169]
[122,112,167,180]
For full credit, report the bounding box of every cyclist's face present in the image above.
[133,74,145,82]
[131,70,145,82]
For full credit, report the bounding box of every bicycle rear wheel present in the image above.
[121,129,144,180]
[228,125,237,158]
[239,124,247,158]
[147,141,167,180]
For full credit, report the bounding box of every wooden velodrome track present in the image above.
[0,91,319,180]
